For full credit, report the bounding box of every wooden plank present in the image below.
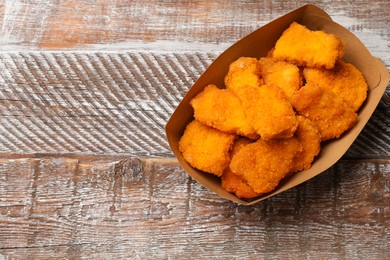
[0,1,388,54]
[0,52,204,155]
[0,157,389,258]
[0,52,388,157]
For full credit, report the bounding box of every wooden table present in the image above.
[0,1,388,258]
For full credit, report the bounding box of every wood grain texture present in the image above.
[0,51,388,157]
[0,0,389,258]
[0,1,388,55]
[0,157,389,258]
[0,52,205,156]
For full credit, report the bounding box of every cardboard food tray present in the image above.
[165,4,390,205]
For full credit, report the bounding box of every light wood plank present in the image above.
[0,52,388,157]
[0,1,388,55]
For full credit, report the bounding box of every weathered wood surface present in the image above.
[0,52,388,157]
[0,0,389,259]
[0,157,389,259]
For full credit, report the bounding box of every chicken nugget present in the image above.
[190,84,258,139]
[179,120,236,176]
[239,84,298,140]
[273,22,344,69]
[290,116,321,173]
[258,57,302,101]
[221,138,259,199]
[224,57,263,94]
[221,169,260,199]
[291,83,358,141]
[303,61,367,111]
[229,137,302,195]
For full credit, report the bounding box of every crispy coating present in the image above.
[290,116,321,173]
[221,169,260,199]
[303,61,368,111]
[238,84,298,140]
[291,83,358,141]
[258,57,302,101]
[179,120,236,176]
[224,57,263,94]
[190,84,258,139]
[273,22,344,69]
[229,137,302,195]
[221,138,259,199]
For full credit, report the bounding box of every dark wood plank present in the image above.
[0,157,389,258]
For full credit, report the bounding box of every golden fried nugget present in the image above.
[273,22,344,69]
[190,84,258,139]
[304,61,368,111]
[224,57,263,94]
[258,57,302,101]
[290,116,321,173]
[229,138,302,195]
[291,83,358,141]
[238,84,298,140]
[221,138,259,199]
[221,169,260,199]
[179,120,236,176]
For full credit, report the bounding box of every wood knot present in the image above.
[113,158,143,182]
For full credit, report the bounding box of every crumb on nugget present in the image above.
[229,138,302,195]
[273,22,344,69]
[190,84,258,139]
[303,61,367,111]
[291,83,358,141]
[238,84,298,140]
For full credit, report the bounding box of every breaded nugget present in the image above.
[290,116,321,173]
[291,83,358,141]
[221,138,259,198]
[258,57,302,101]
[224,57,263,94]
[273,22,344,69]
[229,137,302,195]
[190,84,258,139]
[221,169,260,199]
[179,120,236,176]
[238,84,298,140]
[303,61,367,111]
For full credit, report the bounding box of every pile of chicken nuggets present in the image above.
[179,22,368,199]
